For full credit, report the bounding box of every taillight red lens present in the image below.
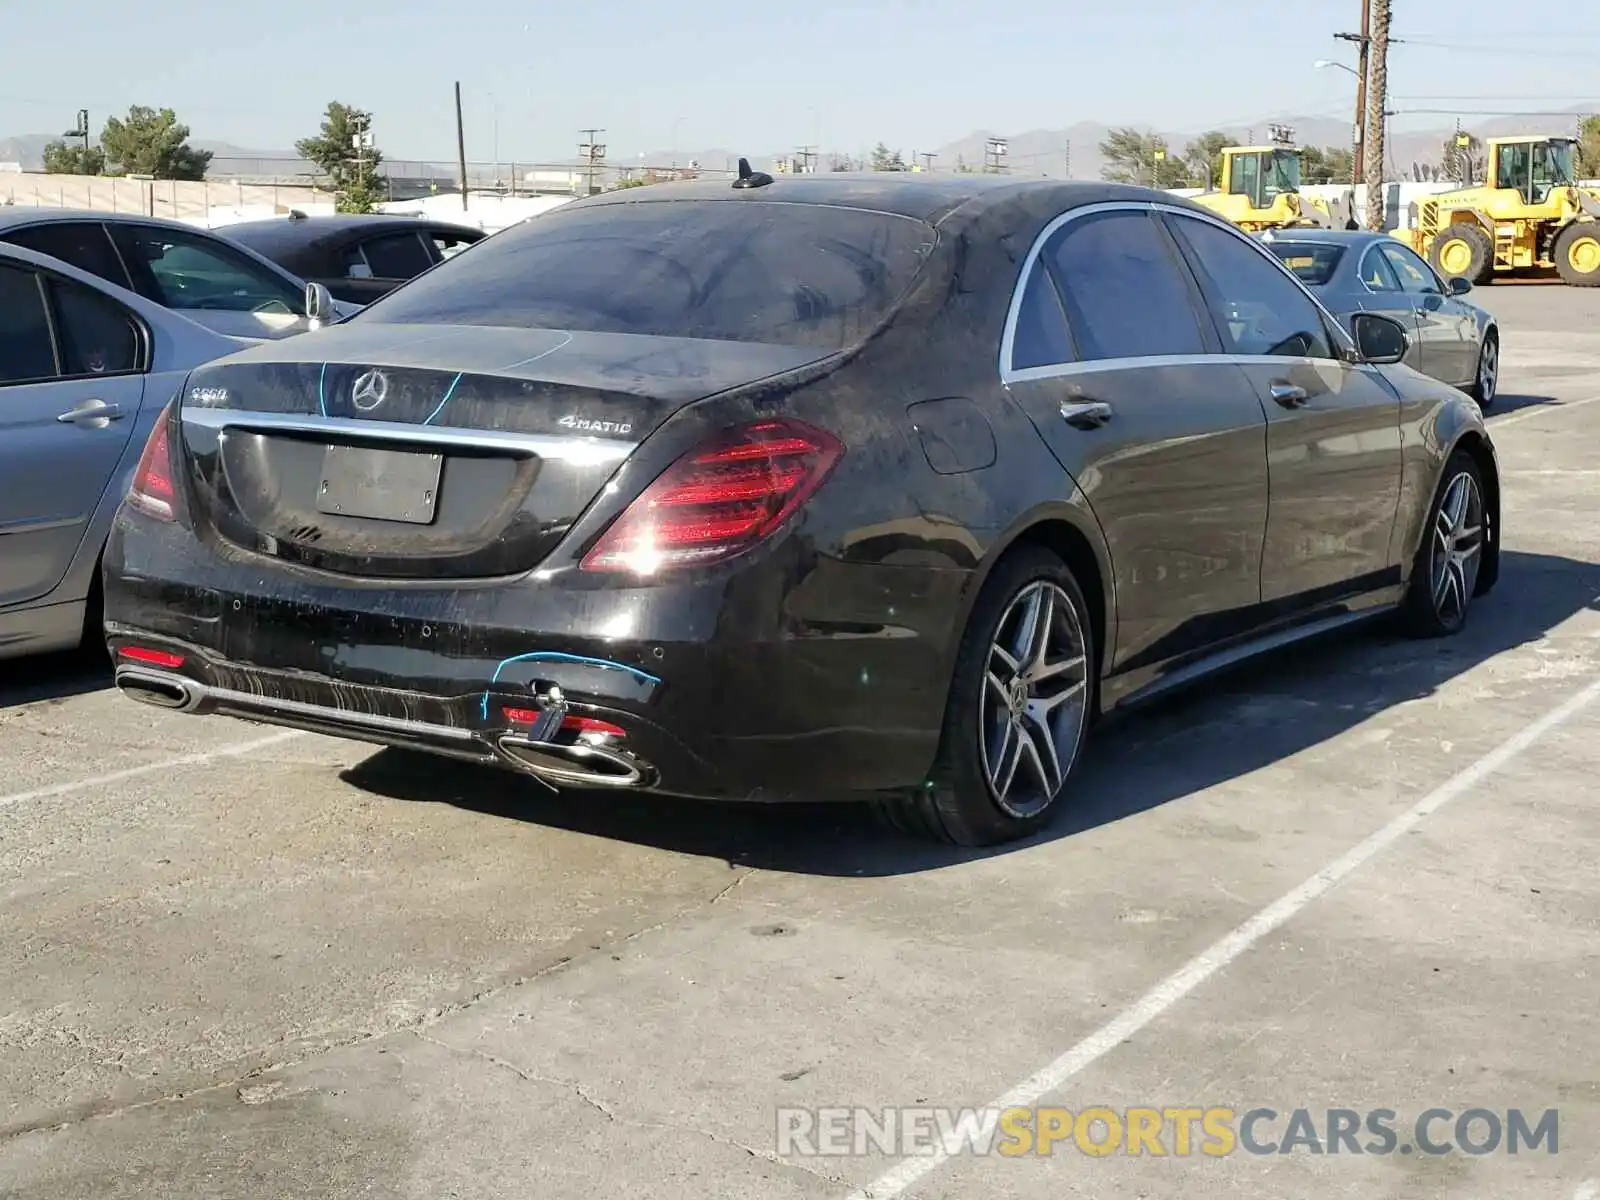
[581,418,843,574]
[128,418,176,522]
[561,715,627,739]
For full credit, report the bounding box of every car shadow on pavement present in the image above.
[0,649,111,711]
[1487,392,1560,419]
[340,550,1600,877]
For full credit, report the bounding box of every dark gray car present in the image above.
[1259,229,1499,406]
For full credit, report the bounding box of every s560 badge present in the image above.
[558,414,634,435]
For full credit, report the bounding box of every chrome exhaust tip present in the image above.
[115,668,196,711]
[495,735,651,789]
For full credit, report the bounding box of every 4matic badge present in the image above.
[558,414,634,436]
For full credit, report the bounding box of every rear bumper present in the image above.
[102,517,961,802]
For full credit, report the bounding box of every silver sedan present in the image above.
[0,240,249,660]
[1260,229,1500,407]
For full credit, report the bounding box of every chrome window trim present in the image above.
[998,201,1358,385]
[178,408,634,464]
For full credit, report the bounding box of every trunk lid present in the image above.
[177,323,832,580]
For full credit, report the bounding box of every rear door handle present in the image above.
[1269,382,1309,409]
[56,399,124,426]
[1059,400,1114,430]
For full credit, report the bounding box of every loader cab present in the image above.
[1224,146,1303,210]
[1491,137,1577,205]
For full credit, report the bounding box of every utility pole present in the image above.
[1063,140,1071,179]
[796,145,818,173]
[1363,0,1390,230]
[454,82,469,211]
[1335,0,1371,185]
[579,129,606,195]
[62,109,90,160]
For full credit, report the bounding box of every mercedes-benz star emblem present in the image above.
[350,368,389,412]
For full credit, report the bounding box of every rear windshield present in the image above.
[1264,242,1345,287]
[356,199,937,350]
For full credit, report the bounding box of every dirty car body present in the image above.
[101,176,1500,841]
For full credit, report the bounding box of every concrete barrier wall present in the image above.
[0,173,327,219]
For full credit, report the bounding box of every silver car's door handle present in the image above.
[1269,382,1309,409]
[1059,400,1114,430]
[56,399,124,426]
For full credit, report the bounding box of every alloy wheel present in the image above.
[978,580,1090,818]
[1431,471,1484,626]
[1478,338,1498,403]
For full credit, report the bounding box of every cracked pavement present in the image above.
[2,284,1599,1199]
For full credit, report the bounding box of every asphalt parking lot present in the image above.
[2,283,1598,1200]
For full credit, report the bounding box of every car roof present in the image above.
[223,212,483,248]
[566,173,1219,226]
[0,207,213,234]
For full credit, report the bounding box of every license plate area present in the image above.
[316,445,443,525]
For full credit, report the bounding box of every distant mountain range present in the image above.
[4,108,1594,182]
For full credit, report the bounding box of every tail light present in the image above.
[118,645,186,669]
[581,418,843,574]
[127,415,176,522]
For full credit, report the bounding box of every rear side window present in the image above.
[1265,242,1345,287]
[356,232,434,279]
[2,223,130,290]
[48,278,142,377]
[1010,264,1076,371]
[0,265,57,384]
[359,200,937,351]
[1358,246,1403,292]
[1169,215,1335,360]
[1043,210,1206,361]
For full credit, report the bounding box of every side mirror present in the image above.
[1447,275,1473,296]
[1351,312,1408,365]
[305,281,337,328]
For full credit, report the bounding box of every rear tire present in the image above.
[873,546,1097,846]
[1429,222,1493,286]
[1468,330,1498,408]
[1401,449,1486,639]
[1554,222,1600,287]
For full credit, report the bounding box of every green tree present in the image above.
[1577,115,1600,180]
[611,176,652,190]
[296,102,384,206]
[1183,130,1232,189]
[41,141,106,176]
[870,142,907,172]
[1098,127,1188,188]
[100,106,211,179]
[1301,145,1356,185]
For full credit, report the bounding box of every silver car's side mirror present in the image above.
[1351,312,1408,365]
[306,281,336,328]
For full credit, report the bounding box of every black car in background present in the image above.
[222,213,485,304]
[103,176,1500,846]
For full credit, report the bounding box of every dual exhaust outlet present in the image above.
[114,667,652,790]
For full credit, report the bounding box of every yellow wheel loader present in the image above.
[1189,145,1353,232]
[1395,135,1600,287]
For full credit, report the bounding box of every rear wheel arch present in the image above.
[951,510,1114,706]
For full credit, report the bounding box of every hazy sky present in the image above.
[5,0,1598,163]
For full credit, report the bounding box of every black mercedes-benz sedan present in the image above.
[1259,229,1500,407]
[221,213,485,305]
[102,172,1500,845]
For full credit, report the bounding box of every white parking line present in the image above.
[0,730,303,811]
[1489,393,1600,430]
[847,673,1600,1200]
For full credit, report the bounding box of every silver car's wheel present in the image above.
[1429,470,1484,628]
[1471,333,1498,406]
[978,580,1090,819]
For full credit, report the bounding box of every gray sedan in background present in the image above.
[1260,229,1499,407]
[0,241,247,660]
